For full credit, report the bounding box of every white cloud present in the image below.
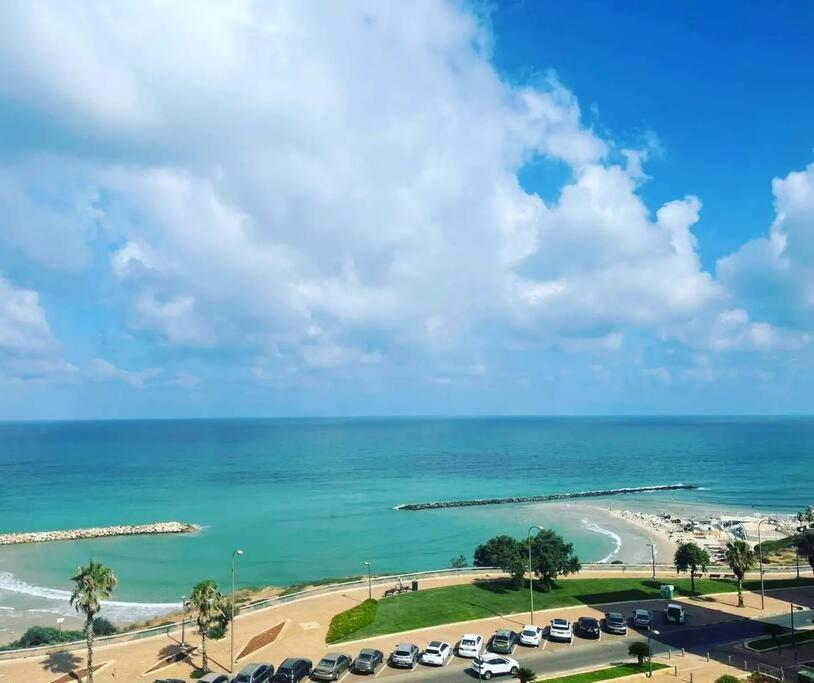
[0,275,57,357]
[86,358,163,388]
[0,0,808,395]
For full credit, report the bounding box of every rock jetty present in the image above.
[395,483,698,511]
[0,521,199,545]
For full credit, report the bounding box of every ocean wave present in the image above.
[0,572,180,621]
[581,518,622,563]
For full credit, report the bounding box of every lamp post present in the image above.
[364,561,372,601]
[231,549,244,672]
[757,518,774,610]
[527,525,544,626]
[647,627,660,677]
[180,595,186,647]
[646,543,656,579]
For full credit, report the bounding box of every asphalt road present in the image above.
[336,611,814,683]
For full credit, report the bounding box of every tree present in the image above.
[628,641,651,665]
[794,530,814,573]
[474,535,527,588]
[188,580,227,672]
[724,540,756,607]
[673,542,710,594]
[513,666,537,682]
[69,560,117,683]
[528,529,581,592]
[763,622,783,643]
[450,555,468,569]
[715,676,740,683]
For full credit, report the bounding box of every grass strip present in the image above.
[327,599,378,644]
[748,629,814,651]
[341,576,812,642]
[540,662,669,682]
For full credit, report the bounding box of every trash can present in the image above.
[660,584,675,599]
[797,668,814,683]
[411,580,418,591]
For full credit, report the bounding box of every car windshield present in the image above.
[581,618,598,627]
[462,639,476,646]
[426,648,440,654]
[552,620,567,627]
[318,659,336,668]
[608,614,623,622]
[522,629,537,636]
[395,650,411,657]
[359,653,374,661]
[668,607,681,616]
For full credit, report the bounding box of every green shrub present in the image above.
[326,599,378,643]
[92,617,117,636]
[715,676,741,683]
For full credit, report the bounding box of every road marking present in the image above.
[337,672,351,683]
[541,638,548,651]
[373,664,385,679]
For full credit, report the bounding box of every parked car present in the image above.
[457,633,484,658]
[472,654,520,680]
[234,663,273,683]
[664,603,686,624]
[273,657,312,682]
[548,618,573,643]
[311,653,352,681]
[577,616,601,639]
[200,675,232,683]
[421,640,452,666]
[519,624,544,647]
[604,612,628,635]
[632,608,652,628]
[390,643,419,668]
[491,629,518,654]
[352,649,383,674]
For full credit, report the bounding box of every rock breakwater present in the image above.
[0,521,199,545]
[395,483,698,511]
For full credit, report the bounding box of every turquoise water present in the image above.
[0,417,811,627]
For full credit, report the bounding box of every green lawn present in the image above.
[748,629,814,651]
[341,576,812,642]
[540,662,669,682]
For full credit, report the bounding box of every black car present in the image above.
[273,657,312,682]
[490,629,518,654]
[352,648,384,674]
[577,616,601,639]
[234,663,274,682]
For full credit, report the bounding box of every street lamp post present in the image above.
[180,595,186,647]
[646,543,656,579]
[364,561,372,601]
[231,549,244,673]
[527,525,544,626]
[757,518,774,610]
[647,627,660,677]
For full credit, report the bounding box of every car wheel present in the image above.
[483,672,493,680]
[511,667,519,676]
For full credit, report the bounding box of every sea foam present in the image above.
[581,518,623,563]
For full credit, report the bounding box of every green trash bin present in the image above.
[797,668,814,683]
[659,584,675,599]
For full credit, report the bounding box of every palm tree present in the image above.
[188,580,226,672]
[513,666,537,682]
[724,540,756,607]
[795,530,814,573]
[70,560,117,683]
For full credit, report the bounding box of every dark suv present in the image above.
[273,658,312,682]
[577,616,601,639]
[491,629,518,654]
[234,663,274,682]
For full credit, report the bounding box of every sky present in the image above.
[0,0,813,419]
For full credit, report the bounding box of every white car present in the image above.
[457,633,484,658]
[519,624,544,647]
[472,654,519,680]
[548,618,573,642]
[421,640,452,666]
[664,603,686,624]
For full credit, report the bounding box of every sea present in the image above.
[0,416,811,638]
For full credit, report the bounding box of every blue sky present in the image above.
[0,1,813,419]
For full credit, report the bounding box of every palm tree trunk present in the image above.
[737,578,744,607]
[86,615,95,683]
[690,570,695,594]
[201,628,208,672]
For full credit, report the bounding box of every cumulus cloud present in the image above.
[0,275,57,357]
[0,0,809,402]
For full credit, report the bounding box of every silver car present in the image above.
[390,643,419,668]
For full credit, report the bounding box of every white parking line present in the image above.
[540,638,548,651]
[337,671,352,683]
[373,664,385,679]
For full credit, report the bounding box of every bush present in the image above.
[450,555,468,568]
[628,641,651,665]
[0,625,85,650]
[326,599,378,643]
[92,617,117,636]
[715,676,741,683]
